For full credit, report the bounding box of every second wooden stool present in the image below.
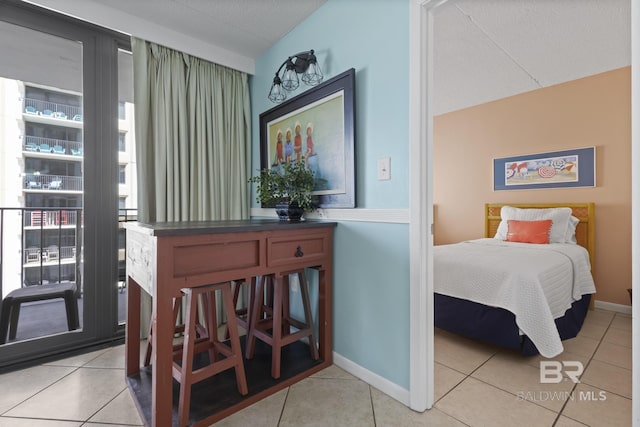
[245,270,318,379]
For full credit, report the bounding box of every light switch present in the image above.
[377,157,391,180]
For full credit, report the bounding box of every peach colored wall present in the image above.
[434,67,631,305]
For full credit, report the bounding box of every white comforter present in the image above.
[434,238,596,357]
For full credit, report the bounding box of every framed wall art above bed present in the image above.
[493,147,596,191]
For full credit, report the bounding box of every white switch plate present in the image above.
[377,157,391,180]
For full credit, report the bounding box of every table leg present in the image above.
[271,274,283,379]
[125,276,141,376]
[318,267,333,363]
[152,283,175,426]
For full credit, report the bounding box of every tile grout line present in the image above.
[0,347,127,423]
[276,385,291,426]
[81,385,131,425]
[552,311,616,424]
[0,365,81,417]
[587,357,632,372]
[434,343,501,396]
[463,374,560,417]
[431,346,500,421]
[368,385,377,427]
[435,310,627,426]
[462,311,623,418]
[549,378,580,426]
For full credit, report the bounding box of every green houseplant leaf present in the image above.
[248,158,319,213]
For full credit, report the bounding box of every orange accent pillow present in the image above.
[506,219,552,244]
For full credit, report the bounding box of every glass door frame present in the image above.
[0,0,131,367]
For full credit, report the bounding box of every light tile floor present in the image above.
[0,309,631,426]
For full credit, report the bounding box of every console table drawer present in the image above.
[267,232,328,268]
[173,238,260,278]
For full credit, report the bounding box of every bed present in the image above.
[434,203,596,357]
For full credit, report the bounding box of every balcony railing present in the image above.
[24,245,76,265]
[24,136,82,157]
[24,209,80,228]
[23,174,83,192]
[24,98,82,122]
[0,207,83,289]
[1,208,136,287]
[0,207,137,342]
[118,208,138,223]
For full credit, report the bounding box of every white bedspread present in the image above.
[434,238,596,357]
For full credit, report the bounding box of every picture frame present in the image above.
[493,147,596,191]
[259,68,356,208]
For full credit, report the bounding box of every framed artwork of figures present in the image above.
[259,68,356,208]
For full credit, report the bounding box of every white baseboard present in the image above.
[333,351,410,406]
[594,300,632,315]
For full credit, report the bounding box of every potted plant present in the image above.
[248,159,318,221]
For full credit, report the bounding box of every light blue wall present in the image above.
[332,221,410,386]
[250,0,411,388]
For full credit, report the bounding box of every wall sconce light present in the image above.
[268,49,323,103]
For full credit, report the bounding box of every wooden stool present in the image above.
[146,279,248,366]
[226,278,255,338]
[245,270,318,379]
[143,283,248,426]
[226,276,275,341]
[143,296,186,367]
[175,282,248,426]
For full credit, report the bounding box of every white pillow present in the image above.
[565,215,579,244]
[494,206,572,244]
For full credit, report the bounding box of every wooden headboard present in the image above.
[485,203,596,273]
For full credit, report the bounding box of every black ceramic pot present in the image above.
[274,201,304,222]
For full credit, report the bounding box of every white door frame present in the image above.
[631,1,639,425]
[409,0,448,411]
[411,1,639,422]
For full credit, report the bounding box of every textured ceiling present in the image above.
[96,0,327,58]
[433,0,631,115]
[24,0,631,115]
[29,0,326,59]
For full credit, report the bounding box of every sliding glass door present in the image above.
[0,0,129,367]
[0,20,84,347]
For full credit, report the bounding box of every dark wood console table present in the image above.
[124,219,336,426]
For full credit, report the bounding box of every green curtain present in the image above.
[131,37,251,331]
[132,37,251,223]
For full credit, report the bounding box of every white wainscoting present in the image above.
[250,207,410,224]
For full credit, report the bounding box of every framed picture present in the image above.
[259,68,356,208]
[493,147,596,191]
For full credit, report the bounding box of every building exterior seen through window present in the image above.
[119,164,126,184]
[119,132,126,152]
[0,77,137,309]
[118,100,126,120]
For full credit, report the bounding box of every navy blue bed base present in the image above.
[434,293,591,356]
